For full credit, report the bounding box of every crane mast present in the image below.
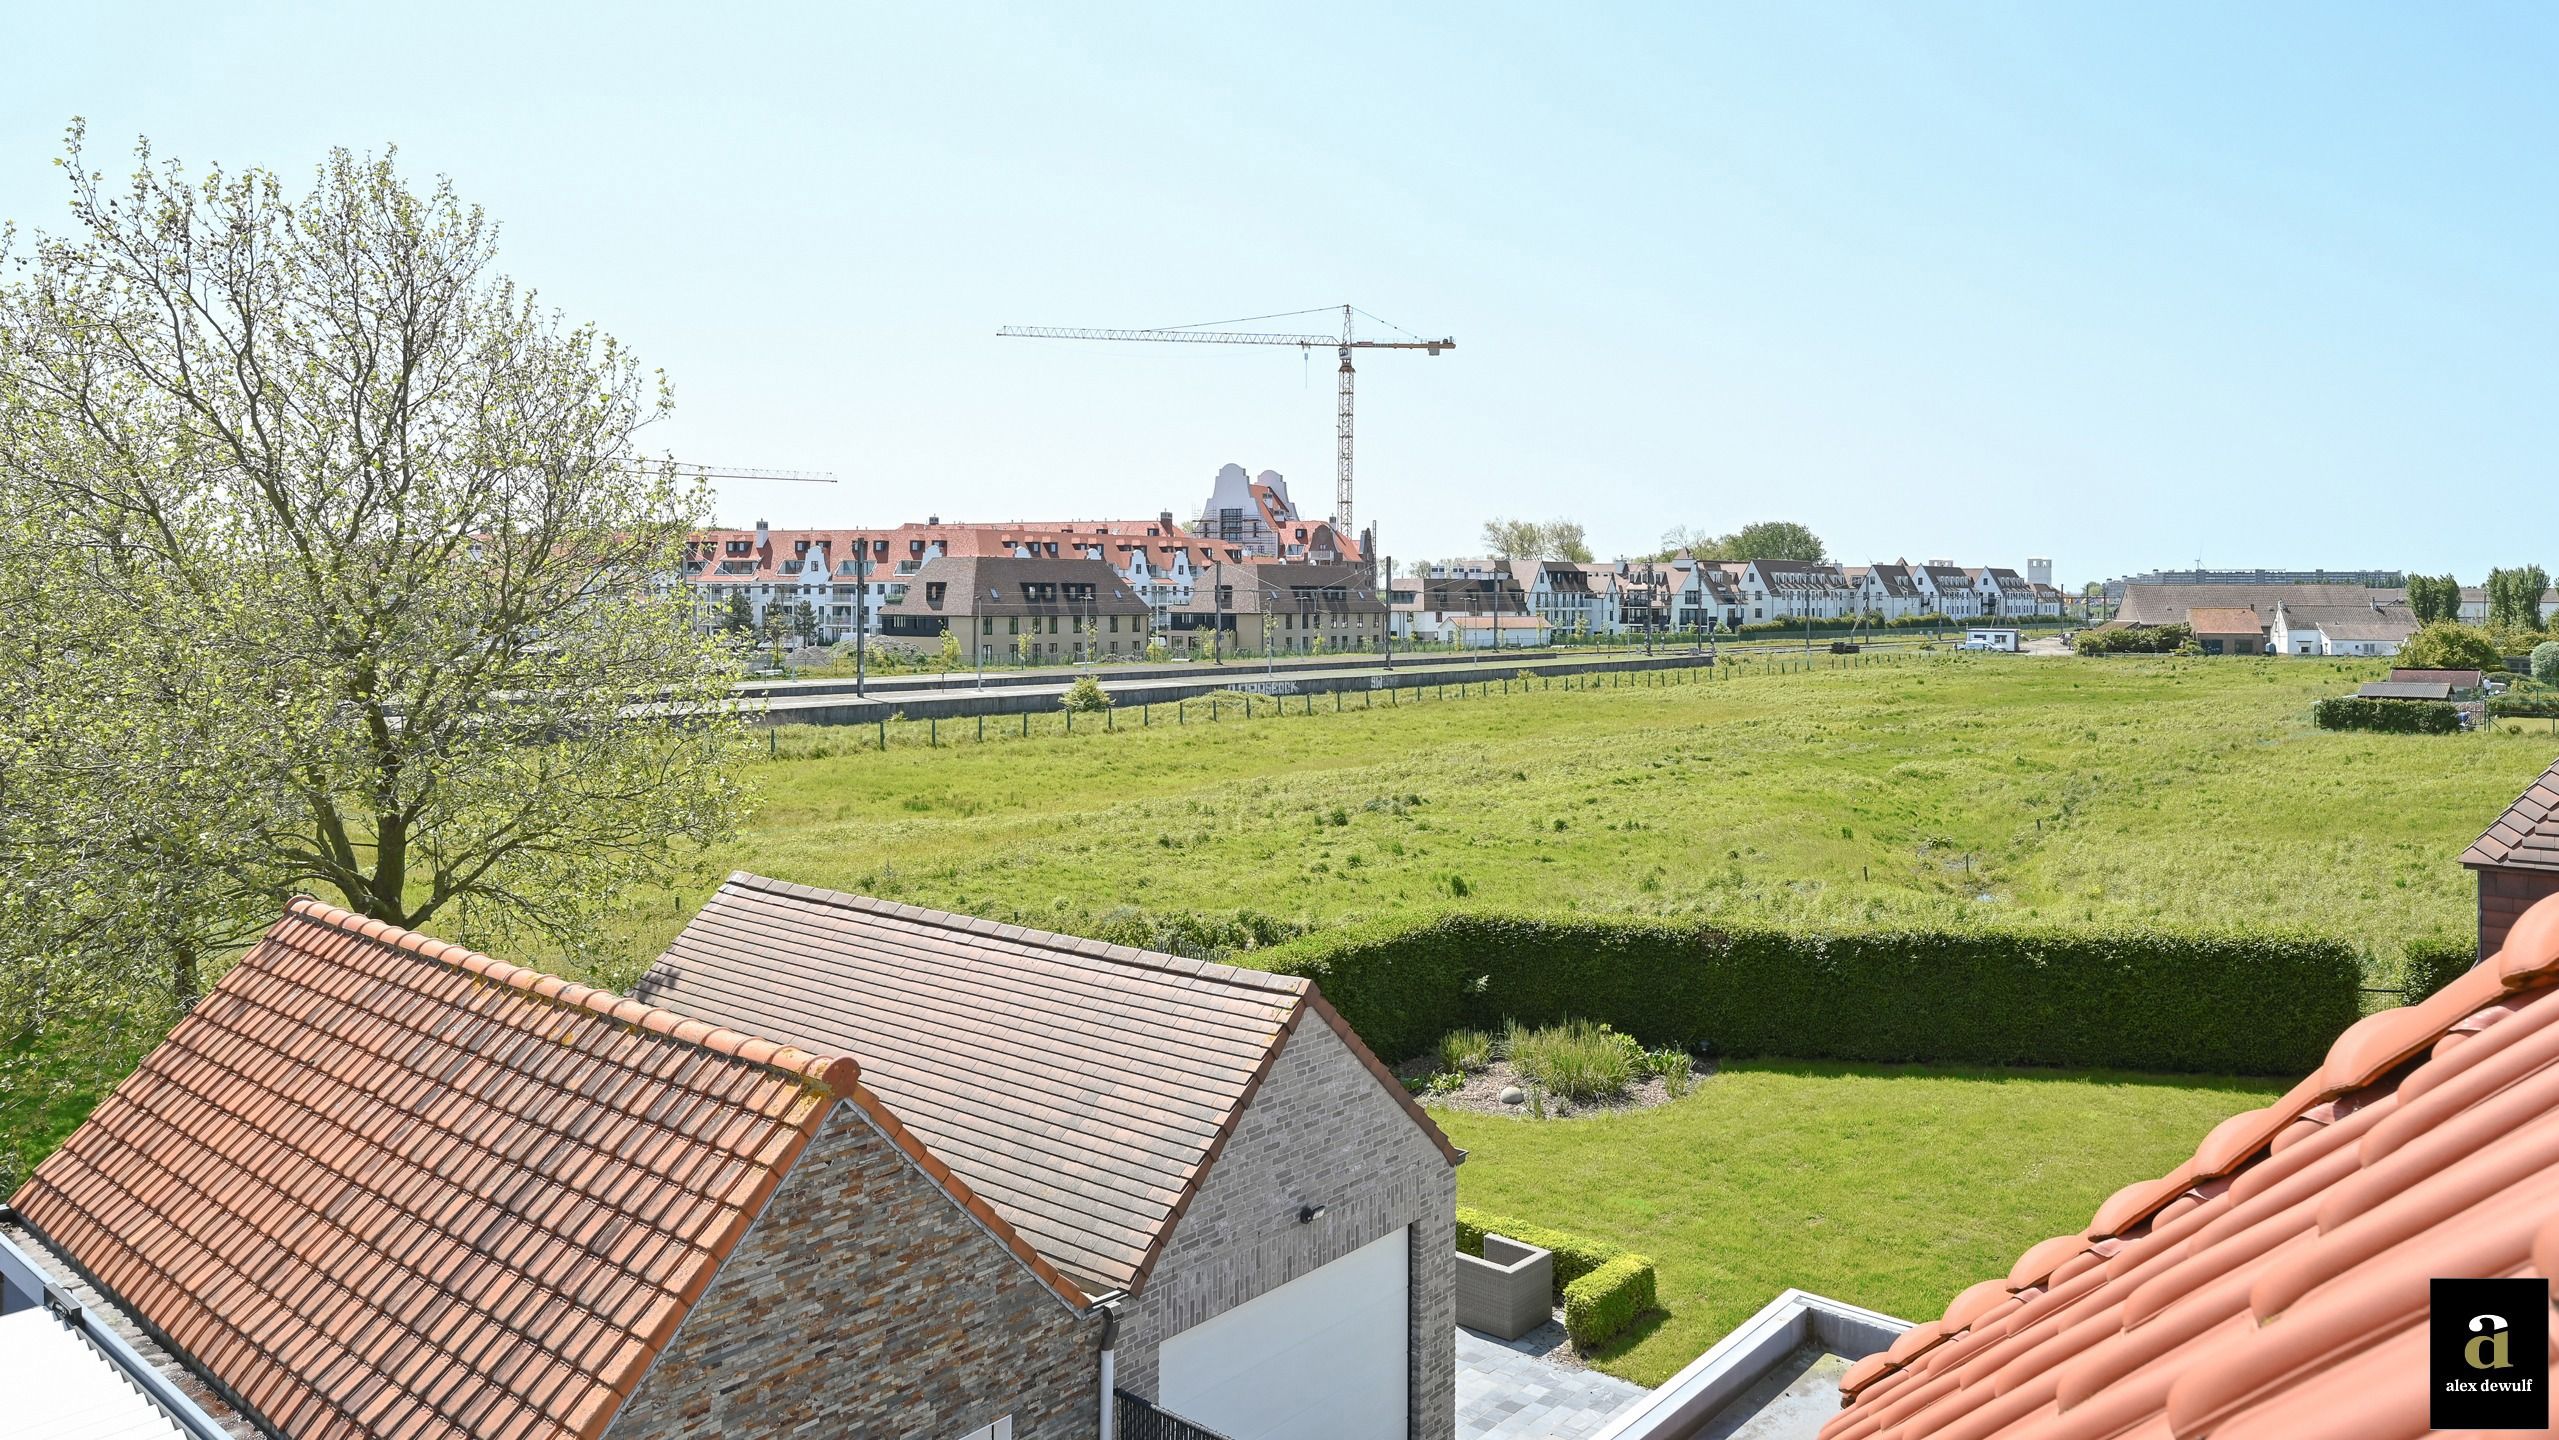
[998,304,1451,544]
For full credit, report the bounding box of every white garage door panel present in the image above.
[1158,1226,1409,1440]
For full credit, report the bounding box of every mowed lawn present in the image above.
[1436,1062,2285,1387]
[598,654,2558,979]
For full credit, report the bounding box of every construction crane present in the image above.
[640,460,837,484]
[998,304,1451,541]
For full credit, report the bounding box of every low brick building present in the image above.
[637,873,1465,1440]
[6,898,1104,1439]
[2462,753,2559,960]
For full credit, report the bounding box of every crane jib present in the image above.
[995,308,1456,543]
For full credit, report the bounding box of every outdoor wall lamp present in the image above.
[1297,1203,1328,1224]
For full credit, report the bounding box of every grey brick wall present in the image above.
[1113,1013,1458,1440]
[612,1101,1101,1440]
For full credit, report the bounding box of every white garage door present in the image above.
[1158,1226,1410,1440]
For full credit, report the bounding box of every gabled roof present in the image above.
[9,898,864,1440]
[2185,606,2268,635]
[1824,891,2559,1440]
[637,874,1458,1299]
[2355,680,2454,701]
[2390,667,2485,687]
[2463,755,2559,874]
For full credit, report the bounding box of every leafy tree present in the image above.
[1724,521,1827,562]
[1145,636,1169,664]
[2534,642,2559,687]
[1059,674,1113,713]
[2405,574,2462,626]
[2487,566,2550,631]
[1646,520,1827,563]
[1480,517,1594,562]
[723,592,755,633]
[791,601,820,642]
[0,128,745,1013]
[936,627,964,670]
[1016,627,1039,665]
[2395,622,2505,673]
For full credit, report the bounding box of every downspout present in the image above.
[1093,1294,1125,1438]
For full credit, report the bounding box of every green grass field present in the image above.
[598,654,2556,984]
[1437,1062,2283,1386]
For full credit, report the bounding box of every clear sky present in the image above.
[8,2,2554,584]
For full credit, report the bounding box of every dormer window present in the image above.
[925,582,946,604]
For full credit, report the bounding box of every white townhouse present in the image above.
[1855,562,1930,621]
[1973,567,2038,618]
[1739,559,1858,622]
[1510,559,1611,637]
[1915,564,1983,619]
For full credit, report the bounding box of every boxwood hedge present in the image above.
[1458,1206,1659,1350]
[2402,934,2479,1001]
[1256,915,2360,1075]
[2312,697,2463,733]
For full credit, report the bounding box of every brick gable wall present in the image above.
[1113,1015,1458,1440]
[2483,867,2559,961]
[610,1102,1100,1440]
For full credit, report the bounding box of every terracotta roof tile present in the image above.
[10,898,853,1440]
[1820,887,2559,1440]
[635,873,1457,1297]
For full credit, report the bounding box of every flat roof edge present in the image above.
[0,1221,240,1439]
[1588,1289,1912,1440]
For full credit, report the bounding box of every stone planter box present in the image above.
[1456,1234,1553,1340]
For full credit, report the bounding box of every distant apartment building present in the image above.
[1395,572,1532,643]
[1738,559,1857,621]
[1194,463,1363,562]
[683,516,1248,641]
[872,556,1153,662]
[2102,567,2406,601]
[1163,560,1387,656]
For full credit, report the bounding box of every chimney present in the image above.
[754,518,770,551]
[927,514,940,526]
[1160,510,1175,532]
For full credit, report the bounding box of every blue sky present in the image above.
[8,2,2554,584]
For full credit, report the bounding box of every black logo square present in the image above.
[2433,1277,2550,1430]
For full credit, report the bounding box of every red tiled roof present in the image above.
[1823,889,2559,1440]
[636,874,1457,1298]
[2463,756,2559,875]
[9,898,857,1440]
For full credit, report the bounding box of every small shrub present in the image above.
[1639,1046,1694,1097]
[1563,1252,1658,1350]
[2311,697,2461,734]
[1437,1028,1494,1073]
[1060,674,1113,713]
[2403,934,2478,1000]
[1504,1018,1641,1104]
[1425,1070,1466,1094]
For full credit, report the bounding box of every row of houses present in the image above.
[1388,555,2070,647]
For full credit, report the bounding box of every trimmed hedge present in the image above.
[2403,935,2479,1001]
[1564,1254,1658,1350]
[2075,623,2190,655]
[2312,697,2463,734]
[1254,915,2360,1075]
[1457,1205,1659,1350]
